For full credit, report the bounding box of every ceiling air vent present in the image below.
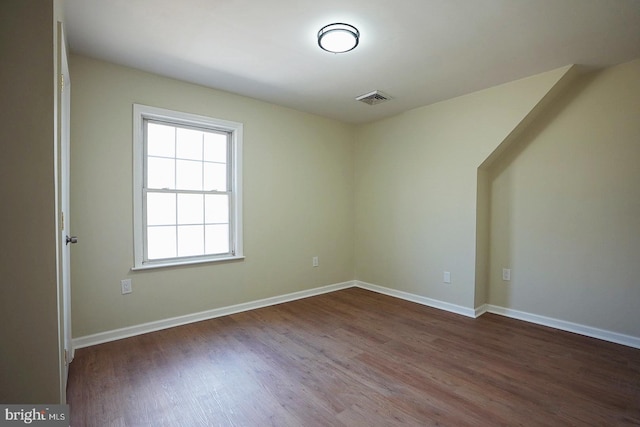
[356,90,392,106]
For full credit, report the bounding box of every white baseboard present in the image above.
[475,304,489,317]
[354,280,477,318]
[73,280,640,351]
[354,284,640,349]
[483,304,640,349]
[72,280,354,349]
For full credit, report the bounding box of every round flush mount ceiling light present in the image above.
[318,23,360,53]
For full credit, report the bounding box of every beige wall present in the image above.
[0,0,64,403]
[70,55,355,337]
[70,53,639,342]
[488,59,640,337]
[353,67,571,309]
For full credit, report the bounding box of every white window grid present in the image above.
[143,119,234,262]
[132,104,243,270]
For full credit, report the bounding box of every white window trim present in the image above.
[132,104,244,270]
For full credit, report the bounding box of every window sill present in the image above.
[131,255,245,271]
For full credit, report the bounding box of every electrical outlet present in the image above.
[312,256,319,267]
[121,279,132,294]
[444,271,451,284]
[502,268,511,281]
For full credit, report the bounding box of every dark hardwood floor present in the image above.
[67,288,640,426]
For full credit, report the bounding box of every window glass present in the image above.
[133,104,243,269]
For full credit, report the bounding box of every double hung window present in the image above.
[133,104,243,269]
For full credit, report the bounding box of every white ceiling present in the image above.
[63,0,640,124]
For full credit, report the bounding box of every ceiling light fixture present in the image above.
[318,23,360,53]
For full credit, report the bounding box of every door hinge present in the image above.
[60,74,65,93]
[61,212,65,231]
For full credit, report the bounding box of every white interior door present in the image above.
[58,21,73,396]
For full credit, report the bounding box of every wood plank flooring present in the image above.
[67,288,640,426]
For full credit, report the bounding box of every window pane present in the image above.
[205,224,229,254]
[176,127,203,161]
[204,162,227,191]
[147,122,175,158]
[178,225,204,257]
[176,159,202,190]
[205,194,229,223]
[135,104,242,268]
[177,193,204,225]
[204,132,227,163]
[147,192,176,225]
[147,226,176,259]
[148,157,175,189]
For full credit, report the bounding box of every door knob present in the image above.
[66,235,78,245]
